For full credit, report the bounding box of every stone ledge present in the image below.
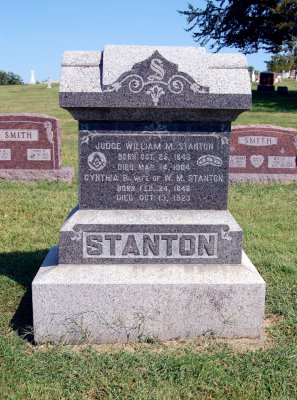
[229,173,297,183]
[233,124,297,133]
[59,92,251,111]
[0,167,75,182]
[32,246,265,344]
[62,209,242,230]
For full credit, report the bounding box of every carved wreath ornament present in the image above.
[102,51,209,106]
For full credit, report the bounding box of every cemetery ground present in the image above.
[0,82,296,400]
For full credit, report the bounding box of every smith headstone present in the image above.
[0,113,74,181]
[33,45,265,343]
[230,125,297,182]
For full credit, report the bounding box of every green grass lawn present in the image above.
[236,79,297,128]
[0,83,296,399]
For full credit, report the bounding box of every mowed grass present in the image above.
[0,82,296,399]
[236,79,297,127]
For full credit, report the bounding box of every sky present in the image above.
[1,1,271,83]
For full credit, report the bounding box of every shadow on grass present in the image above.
[0,249,48,343]
[252,89,297,113]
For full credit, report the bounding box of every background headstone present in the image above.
[277,86,288,96]
[282,71,290,79]
[47,76,52,89]
[229,125,297,182]
[257,72,275,92]
[30,70,36,84]
[0,113,74,181]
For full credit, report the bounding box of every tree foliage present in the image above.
[180,0,297,54]
[265,51,297,72]
[0,70,24,85]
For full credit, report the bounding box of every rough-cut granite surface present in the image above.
[32,246,265,344]
[0,167,74,182]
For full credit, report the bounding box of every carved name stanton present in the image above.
[83,232,218,259]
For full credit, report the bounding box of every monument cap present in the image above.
[60,45,251,121]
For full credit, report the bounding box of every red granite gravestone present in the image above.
[0,113,74,181]
[257,72,275,92]
[229,125,297,182]
[259,72,274,85]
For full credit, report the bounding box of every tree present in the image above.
[265,50,297,72]
[180,1,297,54]
[0,70,24,85]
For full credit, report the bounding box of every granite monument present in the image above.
[32,45,266,343]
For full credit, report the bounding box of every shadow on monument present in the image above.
[0,249,48,344]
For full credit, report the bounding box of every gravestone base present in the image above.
[277,86,288,96]
[32,246,265,344]
[257,84,275,92]
[0,167,74,182]
[229,173,297,183]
